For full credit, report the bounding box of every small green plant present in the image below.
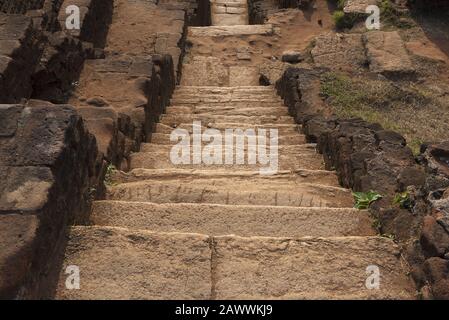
[353,191,383,209]
[332,10,351,30]
[393,191,412,209]
[88,187,97,201]
[104,163,117,186]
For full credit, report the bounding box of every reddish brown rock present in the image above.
[420,215,449,258]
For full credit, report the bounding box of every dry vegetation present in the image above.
[320,71,449,154]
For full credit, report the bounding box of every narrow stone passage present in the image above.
[55,0,415,300]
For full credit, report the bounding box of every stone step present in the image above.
[113,168,341,187]
[106,178,354,207]
[171,93,281,101]
[212,11,248,26]
[91,201,376,237]
[154,122,300,134]
[55,227,414,299]
[150,132,306,145]
[169,101,286,109]
[170,97,282,104]
[174,86,275,95]
[160,114,295,125]
[188,24,274,37]
[212,235,414,299]
[54,226,212,300]
[139,143,314,153]
[128,150,324,171]
[165,106,289,117]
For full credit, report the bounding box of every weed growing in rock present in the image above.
[353,191,383,209]
[104,164,117,186]
[393,191,412,209]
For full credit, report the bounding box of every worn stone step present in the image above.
[172,87,281,100]
[166,106,289,117]
[169,102,285,110]
[55,226,212,300]
[160,114,295,125]
[106,178,354,207]
[91,201,376,237]
[113,168,341,187]
[154,122,300,135]
[170,97,282,105]
[55,227,414,300]
[174,86,275,95]
[212,235,414,299]
[171,93,281,101]
[150,132,305,145]
[188,24,274,37]
[139,143,314,153]
[128,150,324,171]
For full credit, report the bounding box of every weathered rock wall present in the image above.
[276,66,449,299]
[0,102,102,299]
[0,13,44,103]
[58,0,113,48]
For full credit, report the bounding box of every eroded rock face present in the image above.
[0,102,101,299]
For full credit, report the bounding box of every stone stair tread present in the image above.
[175,86,275,93]
[154,122,301,134]
[170,98,282,104]
[128,150,324,171]
[54,226,212,300]
[139,143,316,153]
[171,94,281,100]
[91,201,376,237]
[112,168,341,186]
[159,114,295,125]
[106,179,354,207]
[54,226,414,300]
[212,235,415,299]
[165,106,289,116]
[176,86,274,92]
[150,132,306,145]
[188,24,274,37]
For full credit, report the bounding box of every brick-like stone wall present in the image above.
[0,13,44,103]
[0,102,102,299]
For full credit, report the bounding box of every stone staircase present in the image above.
[54,2,414,300]
[55,84,414,299]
